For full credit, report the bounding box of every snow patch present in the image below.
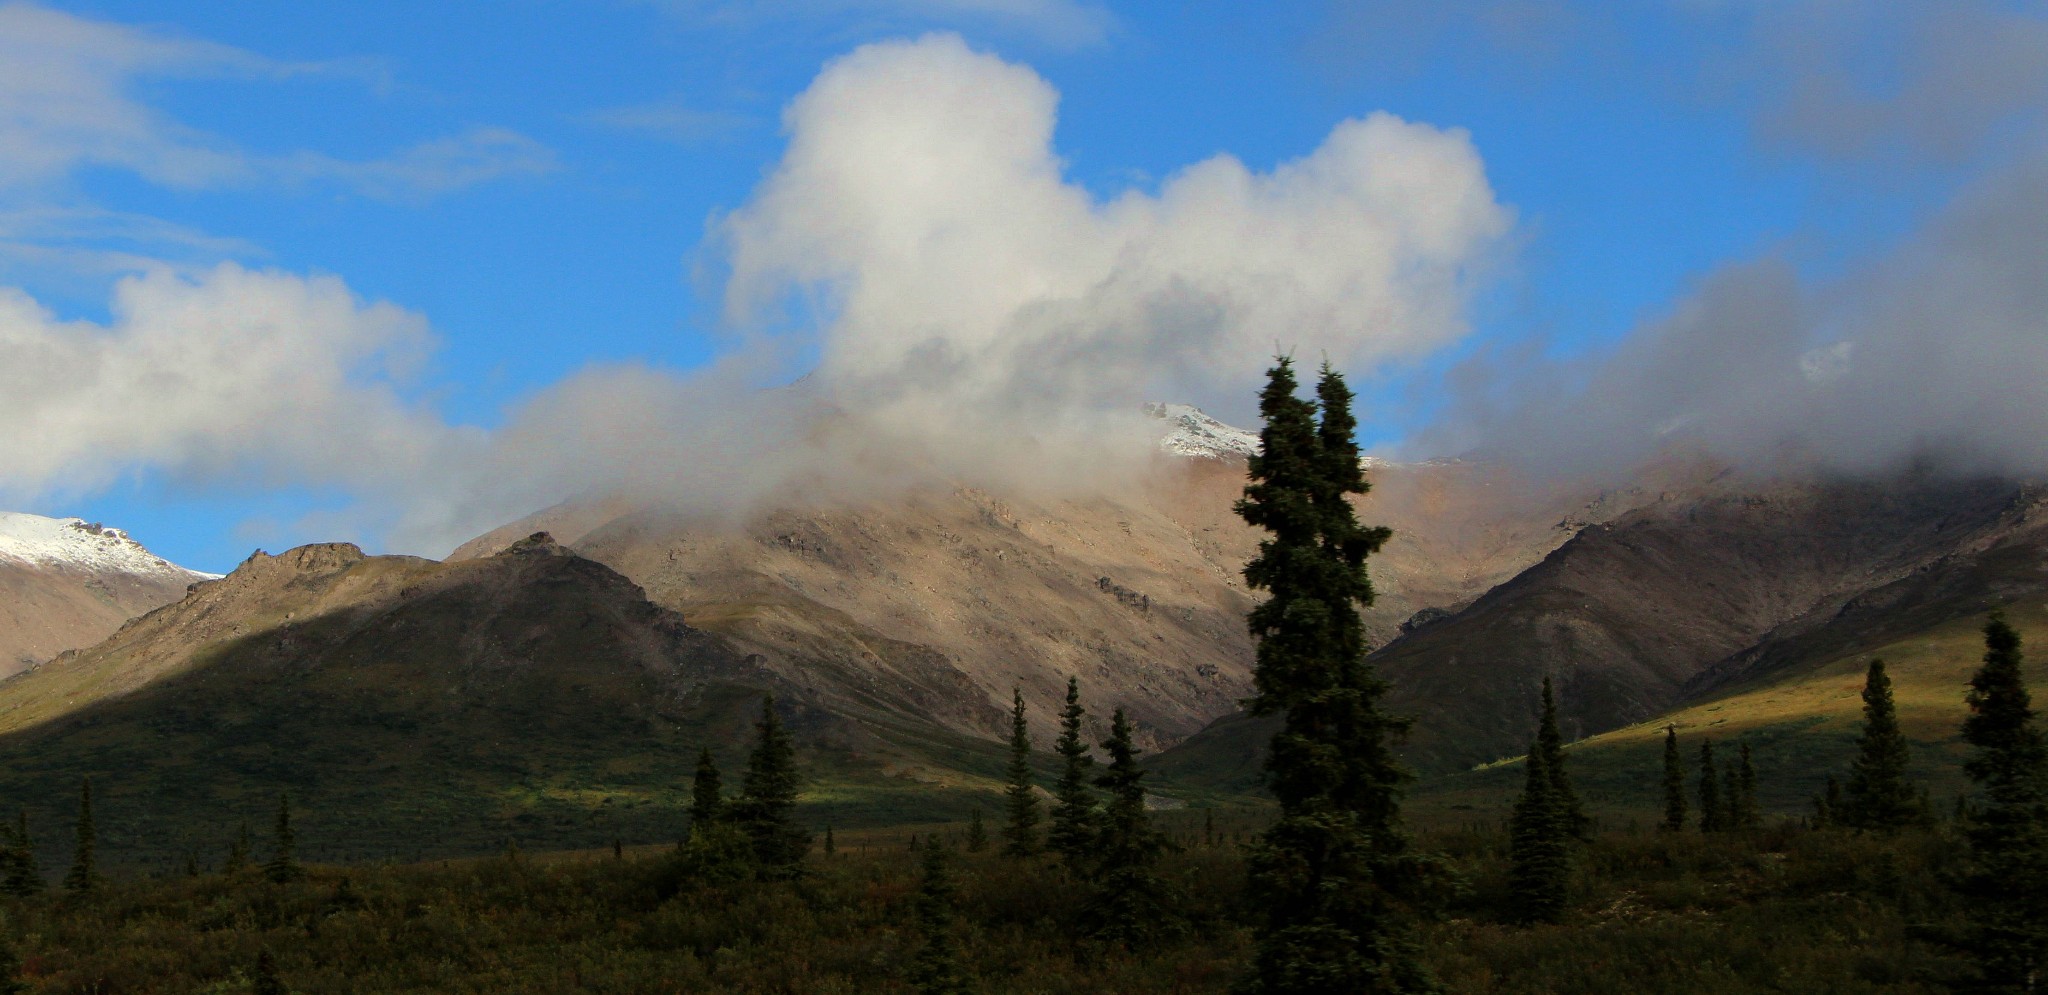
[0,513,219,580]
[1146,403,1261,461]
[1145,402,1395,468]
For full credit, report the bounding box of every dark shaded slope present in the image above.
[1159,475,2048,785]
[0,536,1012,872]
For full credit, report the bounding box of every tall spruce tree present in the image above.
[1508,739,1570,924]
[1957,612,2048,990]
[1080,708,1180,946]
[690,747,724,831]
[62,778,96,894]
[1236,358,1435,994]
[909,835,971,995]
[0,811,35,898]
[265,793,301,883]
[1001,688,1041,857]
[732,694,810,877]
[1660,726,1688,832]
[1842,659,1925,831]
[1697,741,1723,833]
[965,808,988,853]
[1534,677,1590,840]
[1735,743,1761,831]
[224,821,252,875]
[1048,677,1098,865]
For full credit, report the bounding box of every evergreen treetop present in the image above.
[1956,612,2048,990]
[1000,687,1041,857]
[1660,726,1687,833]
[1236,358,1437,994]
[1842,659,1924,831]
[690,747,724,830]
[1048,677,1098,864]
[732,694,810,877]
[62,778,95,894]
[1508,738,1570,924]
[1697,741,1723,833]
[909,835,970,995]
[0,810,36,898]
[265,793,302,884]
[1080,707,1180,947]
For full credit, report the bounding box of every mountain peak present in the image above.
[0,512,217,580]
[1146,403,1261,461]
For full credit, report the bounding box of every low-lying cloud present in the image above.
[1432,146,2048,480]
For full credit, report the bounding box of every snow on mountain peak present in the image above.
[1146,402,1402,468]
[0,513,219,580]
[1146,403,1261,460]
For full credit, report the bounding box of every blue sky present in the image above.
[6,1,2046,572]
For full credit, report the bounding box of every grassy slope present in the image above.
[1411,603,2048,827]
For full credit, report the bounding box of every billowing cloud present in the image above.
[0,263,458,503]
[721,33,1508,447]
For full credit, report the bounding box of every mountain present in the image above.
[0,533,1038,867]
[1161,470,2048,789]
[0,512,216,677]
[445,406,1646,754]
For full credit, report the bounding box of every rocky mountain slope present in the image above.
[1162,471,2048,787]
[447,409,1642,752]
[0,513,215,677]
[0,534,889,865]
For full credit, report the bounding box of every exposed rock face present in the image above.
[449,442,1661,751]
[0,513,216,677]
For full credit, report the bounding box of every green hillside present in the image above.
[1411,604,2048,826]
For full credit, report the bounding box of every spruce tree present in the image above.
[1697,741,1723,833]
[1956,612,2048,990]
[1534,676,1589,840]
[1719,758,1741,832]
[909,835,970,995]
[1080,708,1180,946]
[1048,677,1098,864]
[265,793,301,883]
[1237,358,1435,994]
[0,811,37,897]
[690,747,724,831]
[732,694,810,877]
[1508,739,1570,924]
[62,778,96,894]
[1842,659,1925,831]
[225,821,252,875]
[966,808,988,853]
[1000,688,1041,856]
[824,825,835,857]
[1813,776,1842,829]
[1735,743,1761,831]
[1660,726,1687,832]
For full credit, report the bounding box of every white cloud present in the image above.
[721,33,1509,444]
[0,263,458,503]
